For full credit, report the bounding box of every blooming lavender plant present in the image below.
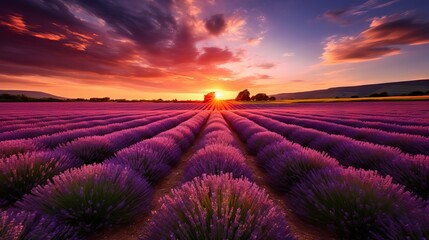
[266,149,340,193]
[371,214,429,240]
[1,209,78,240]
[288,167,426,239]
[196,130,239,149]
[63,136,116,164]
[16,163,153,233]
[145,174,295,240]
[380,154,429,199]
[0,140,38,159]
[0,150,79,207]
[329,141,401,170]
[246,131,284,154]
[183,145,254,182]
[255,140,295,169]
[106,142,173,185]
[157,128,193,151]
[134,137,183,166]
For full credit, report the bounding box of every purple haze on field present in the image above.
[145,174,295,240]
[0,150,79,207]
[288,167,426,239]
[16,163,153,233]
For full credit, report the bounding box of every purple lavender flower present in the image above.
[255,140,296,169]
[0,139,38,158]
[1,209,78,240]
[246,131,284,154]
[380,154,429,199]
[133,136,183,166]
[106,140,174,185]
[196,130,239,150]
[145,174,295,240]
[288,167,426,239]
[183,145,254,182]
[62,136,116,164]
[157,128,193,151]
[0,150,80,207]
[16,163,153,233]
[266,148,340,193]
[329,141,402,170]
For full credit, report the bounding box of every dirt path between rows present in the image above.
[88,114,211,240]
[224,111,335,240]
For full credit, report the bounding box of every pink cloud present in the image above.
[322,14,429,63]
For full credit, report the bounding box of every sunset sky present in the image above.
[1,0,429,100]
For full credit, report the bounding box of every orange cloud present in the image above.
[322,14,429,63]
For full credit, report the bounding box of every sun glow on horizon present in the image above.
[215,91,222,100]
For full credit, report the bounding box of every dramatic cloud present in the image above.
[323,0,400,25]
[255,63,276,69]
[322,14,429,63]
[0,0,267,95]
[205,14,227,35]
[197,47,239,65]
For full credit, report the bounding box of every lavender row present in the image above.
[182,111,253,182]
[106,111,209,185]
[272,111,429,137]
[0,112,180,158]
[0,112,132,133]
[0,112,158,141]
[0,112,119,130]
[2,112,210,237]
[237,111,429,199]
[0,112,195,208]
[144,111,295,239]
[223,111,428,239]
[146,112,294,239]
[58,112,196,166]
[260,111,429,155]
[312,111,429,127]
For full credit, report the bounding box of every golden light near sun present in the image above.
[215,91,222,99]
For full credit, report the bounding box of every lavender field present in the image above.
[1,101,429,240]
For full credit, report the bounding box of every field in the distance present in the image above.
[1,101,428,240]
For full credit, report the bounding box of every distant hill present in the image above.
[0,90,66,100]
[273,79,429,99]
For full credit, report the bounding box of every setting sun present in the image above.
[215,91,222,100]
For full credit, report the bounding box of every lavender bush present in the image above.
[16,163,153,233]
[63,136,116,164]
[145,174,295,240]
[246,131,284,154]
[266,149,340,193]
[0,140,38,159]
[106,140,174,185]
[1,209,78,240]
[196,130,239,149]
[0,150,79,207]
[134,137,183,166]
[289,167,425,239]
[183,145,254,182]
[255,140,295,169]
[157,128,193,151]
[381,154,429,199]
